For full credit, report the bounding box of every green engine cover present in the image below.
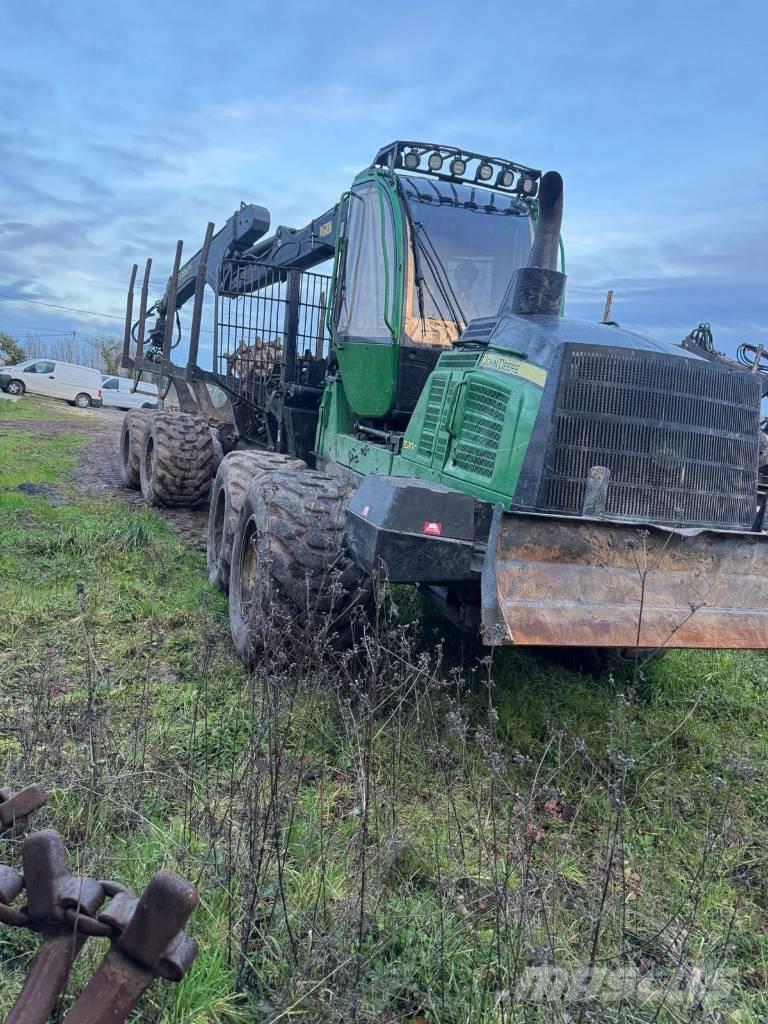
[393,347,545,506]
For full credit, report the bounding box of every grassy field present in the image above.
[0,393,95,422]
[0,405,766,1022]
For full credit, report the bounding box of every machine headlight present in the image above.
[477,162,494,182]
[428,152,444,171]
[403,150,421,170]
[449,157,467,176]
[519,174,538,196]
[497,168,515,189]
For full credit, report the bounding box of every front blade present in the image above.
[482,510,768,649]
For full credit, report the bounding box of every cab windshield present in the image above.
[399,175,534,347]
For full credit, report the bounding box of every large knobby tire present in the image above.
[120,410,155,489]
[140,412,215,508]
[229,468,370,664]
[207,450,305,591]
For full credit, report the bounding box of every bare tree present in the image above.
[22,333,121,371]
[23,333,92,364]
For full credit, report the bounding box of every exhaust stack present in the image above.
[500,170,567,317]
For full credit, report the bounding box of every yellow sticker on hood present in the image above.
[478,351,547,388]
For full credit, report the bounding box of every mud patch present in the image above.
[16,482,62,503]
[3,413,209,551]
[70,424,209,552]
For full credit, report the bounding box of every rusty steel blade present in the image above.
[63,948,155,1024]
[6,932,88,1024]
[482,510,768,649]
[66,870,199,1024]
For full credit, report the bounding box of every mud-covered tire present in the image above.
[207,450,305,591]
[140,412,215,508]
[120,410,155,489]
[229,468,370,664]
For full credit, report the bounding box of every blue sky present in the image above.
[1,0,766,357]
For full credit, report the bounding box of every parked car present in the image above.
[0,359,102,407]
[101,375,158,410]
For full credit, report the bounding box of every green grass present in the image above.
[0,424,766,1022]
[0,393,87,421]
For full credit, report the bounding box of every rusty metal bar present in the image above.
[0,784,47,837]
[1,791,199,1024]
[6,932,88,1024]
[131,256,152,393]
[187,222,215,373]
[5,829,104,1024]
[63,949,155,1024]
[122,264,138,372]
[162,241,184,370]
[66,870,199,1024]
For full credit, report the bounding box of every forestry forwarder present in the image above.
[119,141,768,661]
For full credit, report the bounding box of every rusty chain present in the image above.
[1,782,199,1024]
[0,783,48,838]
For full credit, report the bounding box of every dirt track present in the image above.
[0,407,209,550]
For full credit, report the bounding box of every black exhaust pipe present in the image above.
[528,170,563,270]
[499,170,567,317]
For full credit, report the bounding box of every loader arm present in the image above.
[162,205,339,314]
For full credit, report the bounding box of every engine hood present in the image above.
[484,313,703,367]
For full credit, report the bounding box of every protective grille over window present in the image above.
[542,346,761,529]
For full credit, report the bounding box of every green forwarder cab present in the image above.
[316,145,544,501]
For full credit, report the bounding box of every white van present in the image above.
[0,359,103,408]
[101,375,158,410]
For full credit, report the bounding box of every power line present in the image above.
[0,292,215,335]
[0,329,84,337]
[0,292,125,321]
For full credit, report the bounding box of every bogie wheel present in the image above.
[207,450,305,591]
[140,412,215,508]
[119,410,155,489]
[75,393,92,409]
[5,380,24,396]
[229,468,370,664]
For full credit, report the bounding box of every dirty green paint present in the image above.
[324,170,407,419]
[314,162,554,501]
[394,347,543,508]
[335,343,399,418]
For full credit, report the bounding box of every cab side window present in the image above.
[335,181,397,343]
[102,378,119,389]
[25,361,55,374]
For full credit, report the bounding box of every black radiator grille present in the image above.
[542,346,761,529]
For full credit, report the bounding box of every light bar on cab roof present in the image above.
[372,140,542,198]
